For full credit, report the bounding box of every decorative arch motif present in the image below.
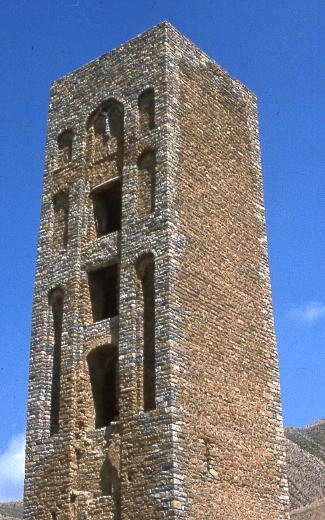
[137,149,156,216]
[138,88,155,131]
[52,190,69,250]
[135,253,156,411]
[48,286,64,435]
[86,99,124,166]
[57,129,74,165]
[87,99,124,139]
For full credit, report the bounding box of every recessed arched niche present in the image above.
[135,253,156,411]
[138,88,155,131]
[48,286,64,435]
[86,99,124,168]
[57,129,74,166]
[52,190,69,250]
[137,149,156,216]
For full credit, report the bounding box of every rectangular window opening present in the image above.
[87,344,118,428]
[88,264,119,322]
[91,178,122,237]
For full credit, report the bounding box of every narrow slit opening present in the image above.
[138,88,155,131]
[49,287,64,435]
[136,254,156,411]
[53,190,69,249]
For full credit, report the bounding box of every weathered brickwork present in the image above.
[24,22,289,519]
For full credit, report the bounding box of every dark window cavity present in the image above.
[91,178,122,237]
[87,344,118,428]
[88,264,119,322]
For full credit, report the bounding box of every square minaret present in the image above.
[24,22,289,520]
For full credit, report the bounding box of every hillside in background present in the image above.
[286,419,325,520]
[0,501,23,520]
[0,420,324,519]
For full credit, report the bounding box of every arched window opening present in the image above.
[53,190,69,250]
[136,254,156,411]
[91,177,122,237]
[88,264,119,322]
[138,88,155,131]
[58,129,74,164]
[87,344,119,428]
[93,112,107,136]
[108,103,124,137]
[137,150,156,216]
[89,100,124,140]
[49,287,64,435]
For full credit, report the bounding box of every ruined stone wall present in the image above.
[24,21,289,520]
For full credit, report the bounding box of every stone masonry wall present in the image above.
[24,22,289,519]
[162,25,289,519]
[24,22,177,520]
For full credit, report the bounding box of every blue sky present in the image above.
[0,0,324,501]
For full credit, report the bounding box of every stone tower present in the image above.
[24,22,289,520]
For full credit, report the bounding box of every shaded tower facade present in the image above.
[24,22,289,520]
